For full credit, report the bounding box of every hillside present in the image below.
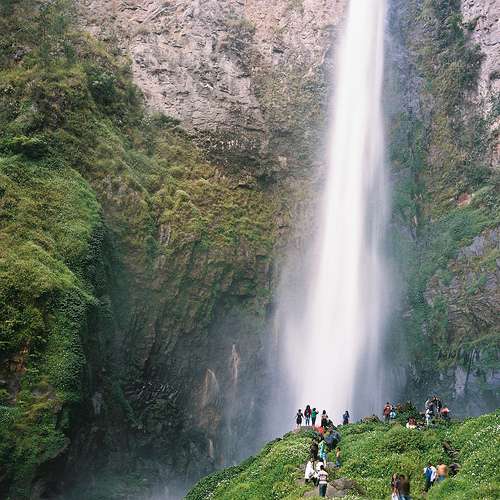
[187,412,500,500]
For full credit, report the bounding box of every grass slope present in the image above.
[187,412,500,500]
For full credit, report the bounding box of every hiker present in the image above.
[423,462,437,491]
[296,409,303,429]
[426,398,435,417]
[406,417,417,429]
[304,459,317,484]
[436,463,448,482]
[383,402,392,423]
[318,464,328,497]
[425,407,432,427]
[435,396,443,415]
[335,447,341,468]
[311,407,318,426]
[320,410,328,429]
[391,473,400,500]
[389,407,397,421]
[440,405,450,421]
[310,439,319,461]
[304,405,312,426]
[399,474,411,500]
[343,410,350,425]
[318,437,328,463]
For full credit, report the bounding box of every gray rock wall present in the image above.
[77,0,346,171]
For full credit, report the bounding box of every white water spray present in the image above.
[281,0,389,422]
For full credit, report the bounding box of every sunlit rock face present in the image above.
[76,0,346,171]
[77,0,344,129]
[461,0,500,102]
[461,0,499,165]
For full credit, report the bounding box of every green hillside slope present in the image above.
[187,412,500,500]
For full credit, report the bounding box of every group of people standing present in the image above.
[296,406,350,429]
[296,405,319,427]
[425,395,450,425]
[382,396,451,428]
[392,462,450,499]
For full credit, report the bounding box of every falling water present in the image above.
[281,0,389,422]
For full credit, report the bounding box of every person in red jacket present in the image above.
[383,402,392,423]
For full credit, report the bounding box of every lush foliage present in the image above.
[0,1,278,497]
[188,413,500,500]
[387,0,499,401]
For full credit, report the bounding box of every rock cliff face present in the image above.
[77,0,345,172]
[461,0,499,165]
[461,0,500,102]
[424,228,500,413]
[387,0,499,413]
[63,0,347,497]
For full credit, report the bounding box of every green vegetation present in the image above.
[387,0,499,398]
[0,1,278,497]
[188,412,500,500]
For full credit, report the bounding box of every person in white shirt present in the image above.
[304,460,317,484]
[423,462,437,491]
[318,464,328,497]
[425,408,432,427]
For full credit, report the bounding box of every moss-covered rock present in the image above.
[0,1,282,497]
[387,0,499,411]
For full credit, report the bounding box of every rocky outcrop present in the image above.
[76,0,346,171]
[461,0,499,167]
[424,227,500,413]
[461,0,500,103]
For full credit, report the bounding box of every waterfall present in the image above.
[280,0,389,422]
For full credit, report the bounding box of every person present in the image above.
[383,402,392,423]
[321,410,328,429]
[425,407,432,427]
[399,474,411,500]
[296,409,303,429]
[406,417,417,429]
[435,396,443,415]
[440,405,450,421]
[318,438,327,464]
[304,405,312,426]
[425,397,432,411]
[335,447,341,468]
[318,464,328,497]
[391,473,400,500]
[304,459,317,484]
[343,410,350,425]
[310,439,319,461]
[427,398,435,417]
[311,407,318,426]
[423,462,437,491]
[437,463,448,482]
[389,408,397,421]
